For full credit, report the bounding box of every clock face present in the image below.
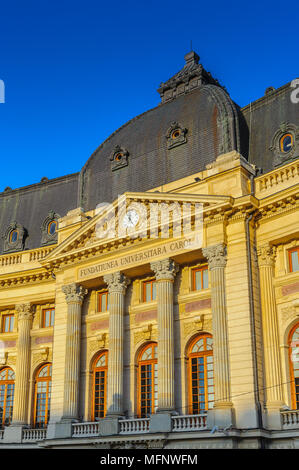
[122,210,139,228]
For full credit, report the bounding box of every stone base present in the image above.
[266,406,283,430]
[149,412,172,433]
[99,417,119,436]
[3,425,24,443]
[207,405,235,430]
[46,421,73,439]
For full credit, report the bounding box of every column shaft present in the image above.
[203,244,232,407]
[12,304,34,425]
[62,283,87,421]
[104,272,130,417]
[151,259,178,412]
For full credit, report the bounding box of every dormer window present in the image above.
[166,122,187,149]
[110,146,129,171]
[3,222,26,253]
[270,122,298,167]
[41,211,60,246]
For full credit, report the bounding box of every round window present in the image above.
[280,133,293,153]
[10,230,19,243]
[171,129,181,139]
[115,153,123,161]
[48,221,57,235]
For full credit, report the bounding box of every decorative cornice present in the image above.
[202,243,227,269]
[15,303,35,321]
[150,258,179,281]
[257,244,276,267]
[62,283,88,303]
[103,271,131,294]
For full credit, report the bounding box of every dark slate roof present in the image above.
[241,82,299,173]
[0,174,79,253]
[80,82,242,211]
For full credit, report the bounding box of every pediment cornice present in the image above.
[40,192,234,270]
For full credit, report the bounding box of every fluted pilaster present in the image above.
[151,258,179,412]
[12,303,35,425]
[202,244,232,407]
[104,272,130,416]
[257,244,284,408]
[61,283,87,421]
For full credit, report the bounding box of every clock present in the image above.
[122,209,139,228]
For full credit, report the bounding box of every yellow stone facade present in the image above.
[0,151,299,449]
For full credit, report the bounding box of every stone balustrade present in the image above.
[281,410,299,429]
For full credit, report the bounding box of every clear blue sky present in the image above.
[0,0,298,191]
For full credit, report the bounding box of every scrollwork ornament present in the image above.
[15,303,35,321]
[257,244,276,267]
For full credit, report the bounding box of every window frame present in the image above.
[142,279,157,303]
[92,351,108,420]
[97,291,109,313]
[137,342,158,418]
[187,333,214,414]
[288,247,299,273]
[33,363,52,429]
[191,265,209,291]
[41,308,55,328]
[0,367,15,428]
[2,314,14,333]
[288,323,299,410]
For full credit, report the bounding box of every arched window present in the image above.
[92,351,108,420]
[188,334,214,413]
[289,323,299,409]
[0,367,15,428]
[34,363,52,428]
[137,342,157,418]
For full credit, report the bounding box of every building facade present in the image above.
[0,52,298,449]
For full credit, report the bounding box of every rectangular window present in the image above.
[2,315,14,333]
[42,308,55,328]
[143,280,157,302]
[98,291,109,312]
[289,248,299,272]
[192,266,209,291]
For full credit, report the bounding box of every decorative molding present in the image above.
[62,283,88,303]
[104,272,131,294]
[110,145,129,171]
[183,315,212,337]
[202,243,227,269]
[150,258,179,281]
[280,300,299,326]
[88,333,108,358]
[134,324,157,346]
[32,347,51,369]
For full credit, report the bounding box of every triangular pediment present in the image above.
[41,191,233,268]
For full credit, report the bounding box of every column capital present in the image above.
[104,271,131,294]
[257,244,276,267]
[151,258,179,281]
[202,243,227,269]
[62,283,88,303]
[15,303,35,321]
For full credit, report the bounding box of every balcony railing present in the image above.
[71,413,207,438]
[281,410,299,429]
[119,418,150,434]
[72,422,100,437]
[22,428,47,441]
[172,413,207,431]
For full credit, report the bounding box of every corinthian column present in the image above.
[12,303,35,425]
[61,283,87,421]
[150,258,179,413]
[202,244,232,410]
[257,244,284,427]
[104,272,130,417]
